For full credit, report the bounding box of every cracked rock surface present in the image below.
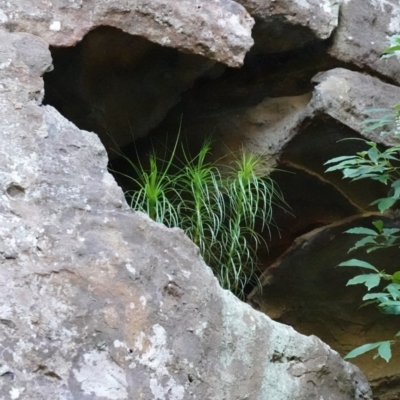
[0,0,254,67]
[0,18,372,400]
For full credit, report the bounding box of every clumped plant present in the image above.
[119,136,288,298]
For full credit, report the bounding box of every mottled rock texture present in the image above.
[0,0,254,155]
[329,0,400,84]
[0,0,254,67]
[0,28,372,400]
[249,69,400,397]
[43,26,215,153]
[248,214,400,400]
[236,0,340,54]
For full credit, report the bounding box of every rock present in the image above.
[276,68,400,210]
[246,69,400,396]
[309,68,400,146]
[0,0,254,68]
[328,0,400,85]
[235,0,340,54]
[0,28,372,400]
[43,26,215,153]
[248,214,400,399]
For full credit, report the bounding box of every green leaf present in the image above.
[362,293,388,301]
[324,155,357,165]
[382,305,400,315]
[370,197,397,212]
[344,342,382,359]
[382,228,400,235]
[349,236,377,252]
[372,220,383,233]
[379,300,400,307]
[338,259,379,272]
[345,227,378,235]
[347,274,381,290]
[385,45,400,53]
[393,272,400,283]
[367,146,380,163]
[378,341,392,362]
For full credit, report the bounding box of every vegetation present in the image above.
[119,135,288,298]
[324,35,400,362]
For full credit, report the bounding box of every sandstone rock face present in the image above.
[248,214,400,400]
[247,69,400,397]
[0,0,254,67]
[0,28,372,400]
[329,0,400,84]
[43,26,215,154]
[236,0,340,54]
[309,68,400,146]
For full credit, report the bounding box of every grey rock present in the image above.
[329,0,400,84]
[0,28,372,400]
[248,213,400,399]
[236,0,340,53]
[0,0,254,67]
[43,27,216,154]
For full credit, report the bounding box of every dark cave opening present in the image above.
[42,25,379,297]
[43,25,214,158]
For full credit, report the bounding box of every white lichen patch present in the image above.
[49,21,61,31]
[135,325,185,400]
[125,263,136,275]
[73,351,128,400]
[0,10,8,23]
[0,58,11,69]
[195,321,208,336]
[139,296,146,307]
[10,388,23,399]
[389,12,400,33]
[135,332,146,351]
[181,269,191,279]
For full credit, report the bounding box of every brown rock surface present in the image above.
[236,0,340,54]
[0,0,254,67]
[0,22,372,400]
[248,215,400,400]
[329,0,400,84]
[43,26,215,153]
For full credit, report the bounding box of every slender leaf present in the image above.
[338,259,379,272]
[372,220,384,233]
[347,274,381,290]
[345,227,378,236]
[378,341,392,362]
[345,342,383,359]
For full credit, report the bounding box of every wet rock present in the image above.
[0,27,372,400]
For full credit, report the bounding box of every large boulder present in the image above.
[247,69,400,397]
[0,0,255,154]
[329,0,400,85]
[248,214,400,399]
[235,0,340,54]
[0,0,254,67]
[0,26,372,400]
[43,26,215,153]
